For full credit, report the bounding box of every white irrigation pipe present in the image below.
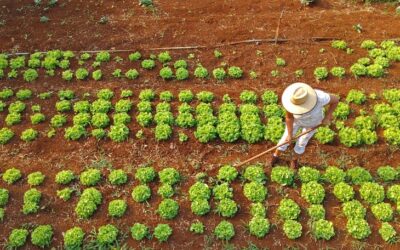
[6,37,399,56]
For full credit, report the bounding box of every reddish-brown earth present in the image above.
[0,0,400,249]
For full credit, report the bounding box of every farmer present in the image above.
[270,82,339,168]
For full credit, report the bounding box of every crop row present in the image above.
[1,163,400,247]
[0,39,399,83]
[0,87,400,146]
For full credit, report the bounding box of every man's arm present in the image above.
[285,112,294,142]
[321,94,339,125]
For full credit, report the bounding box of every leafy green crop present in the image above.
[31,225,53,248]
[154,224,172,242]
[130,223,149,241]
[243,182,267,202]
[301,181,325,204]
[271,166,294,186]
[108,199,127,218]
[307,204,325,221]
[96,224,119,246]
[80,168,102,186]
[2,168,22,184]
[314,67,329,80]
[157,198,179,219]
[7,228,29,248]
[359,182,385,205]
[64,227,85,250]
[283,220,302,240]
[312,219,335,240]
[135,166,156,183]
[131,184,151,203]
[371,202,393,222]
[333,182,354,202]
[379,222,397,243]
[346,219,371,240]
[214,221,235,240]
[249,217,271,238]
[277,198,301,220]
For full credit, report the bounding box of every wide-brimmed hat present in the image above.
[281,82,317,115]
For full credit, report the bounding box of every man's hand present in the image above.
[285,134,293,143]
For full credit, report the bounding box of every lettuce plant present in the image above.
[271,166,294,186]
[312,219,335,240]
[367,64,384,77]
[212,68,226,80]
[154,224,172,242]
[80,168,102,186]
[27,171,45,186]
[228,66,243,78]
[159,168,180,185]
[371,202,393,222]
[141,59,155,69]
[64,227,85,250]
[75,68,89,80]
[359,182,385,205]
[333,102,350,120]
[108,169,128,185]
[130,223,149,241]
[92,69,102,80]
[31,225,53,248]
[333,182,354,202]
[346,166,372,184]
[194,65,208,78]
[176,67,189,80]
[379,222,397,243]
[216,198,238,217]
[189,182,211,201]
[301,181,325,204]
[277,198,301,220]
[190,221,205,234]
[377,165,398,182]
[159,66,174,80]
[314,67,328,80]
[96,224,119,246]
[331,40,347,50]
[55,170,75,184]
[2,168,22,184]
[249,217,270,238]
[7,228,29,248]
[51,114,67,128]
[315,126,335,144]
[244,165,266,183]
[57,188,74,201]
[157,184,174,198]
[157,198,179,219]
[0,188,9,206]
[128,51,141,61]
[131,184,151,202]
[108,124,129,142]
[135,166,156,183]
[243,182,267,202]
[108,199,127,218]
[298,166,321,183]
[250,203,266,217]
[350,63,367,78]
[158,51,171,63]
[283,220,302,240]
[217,165,238,183]
[214,221,235,240]
[307,204,325,221]
[346,219,371,240]
[338,127,362,147]
[330,66,346,78]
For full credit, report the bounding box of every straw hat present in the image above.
[281,83,317,115]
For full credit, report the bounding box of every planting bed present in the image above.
[1,0,400,249]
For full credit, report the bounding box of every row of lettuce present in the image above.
[2,163,400,247]
[1,87,400,146]
[0,39,399,82]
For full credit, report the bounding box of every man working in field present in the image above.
[270,82,339,168]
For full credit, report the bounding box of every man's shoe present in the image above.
[270,155,279,166]
[290,159,298,169]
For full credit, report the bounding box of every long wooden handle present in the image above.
[234,125,320,168]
